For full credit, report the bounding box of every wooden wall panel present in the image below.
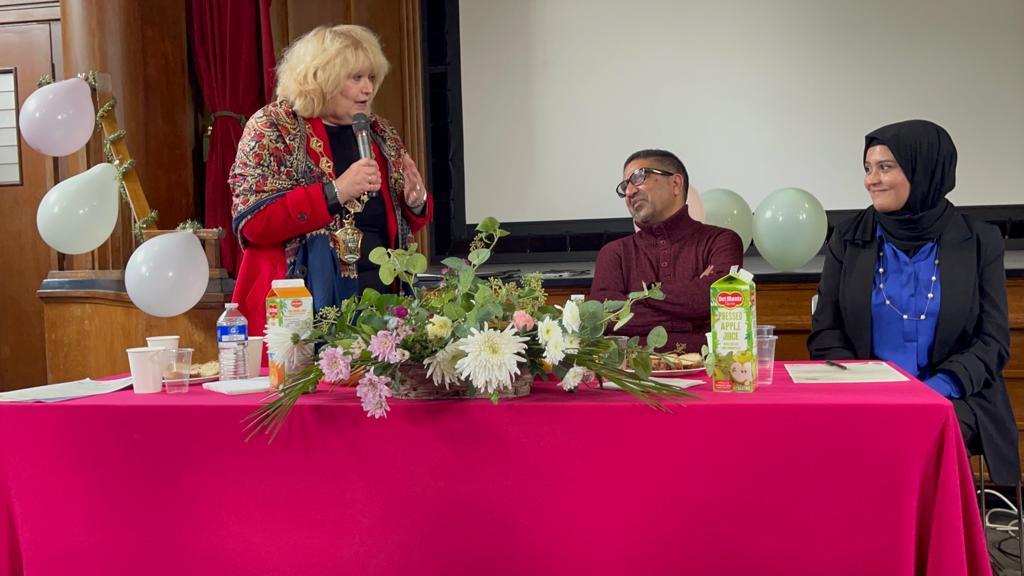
[59,0,193,229]
[42,296,223,384]
[0,22,57,391]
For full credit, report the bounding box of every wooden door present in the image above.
[0,23,57,390]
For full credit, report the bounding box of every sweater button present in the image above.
[661,261,668,268]
[298,212,308,222]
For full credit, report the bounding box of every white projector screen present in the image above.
[459,0,1024,225]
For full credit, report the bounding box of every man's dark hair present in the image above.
[623,149,690,196]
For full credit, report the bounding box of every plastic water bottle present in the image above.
[217,303,248,380]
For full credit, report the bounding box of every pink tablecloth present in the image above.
[0,362,989,576]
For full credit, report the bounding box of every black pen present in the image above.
[824,360,848,370]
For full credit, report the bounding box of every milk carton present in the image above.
[265,279,313,389]
[709,266,757,393]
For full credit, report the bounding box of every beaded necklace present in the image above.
[875,245,939,321]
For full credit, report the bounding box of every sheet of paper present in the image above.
[203,377,270,395]
[601,377,705,391]
[0,377,133,403]
[784,361,908,383]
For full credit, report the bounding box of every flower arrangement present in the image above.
[246,218,693,439]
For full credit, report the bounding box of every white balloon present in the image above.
[18,77,96,157]
[125,231,210,318]
[686,184,704,222]
[36,163,120,254]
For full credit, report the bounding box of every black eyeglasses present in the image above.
[615,167,676,198]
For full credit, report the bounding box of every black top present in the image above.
[323,123,389,293]
[808,207,1019,485]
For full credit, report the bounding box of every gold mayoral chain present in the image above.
[307,122,370,265]
[336,191,370,265]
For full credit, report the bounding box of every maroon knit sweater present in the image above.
[590,206,743,352]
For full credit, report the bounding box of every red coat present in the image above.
[229,103,432,340]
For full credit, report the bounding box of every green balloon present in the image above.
[753,188,827,272]
[700,188,753,251]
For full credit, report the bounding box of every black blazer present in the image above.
[808,208,1019,485]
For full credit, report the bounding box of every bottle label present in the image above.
[217,324,248,343]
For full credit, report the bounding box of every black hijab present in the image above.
[864,119,957,254]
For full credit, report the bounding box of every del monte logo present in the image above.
[716,292,744,308]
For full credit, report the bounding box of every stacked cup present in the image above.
[143,335,192,393]
[755,325,778,385]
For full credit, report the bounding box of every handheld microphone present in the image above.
[352,113,376,196]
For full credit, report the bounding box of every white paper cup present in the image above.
[127,347,164,394]
[146,335,180,350]
[245,336,264,377]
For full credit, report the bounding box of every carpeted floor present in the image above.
[983,498,1021,575]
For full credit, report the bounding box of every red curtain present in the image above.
[188,0,276,276]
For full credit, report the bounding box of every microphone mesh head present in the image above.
[352,113,370,131]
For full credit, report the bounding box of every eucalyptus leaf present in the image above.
[368,246,389,265]
[443,302,466,321]
[647,326,668,349]
[602,299,626,312]
[458,268,475,291]
[631,352,652,378]
[379,263,397,284]
[468,248,490,267]
[409,253,428,274]
[613,312,634,331]
[476,302,503,324]
[360,288,381,305]
[476,216,499,234]
[441,257,469,271]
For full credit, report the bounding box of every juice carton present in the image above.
[265,279,313,389]
[709,266,757,392]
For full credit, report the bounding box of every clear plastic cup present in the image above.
[756,325,775,337]
[162,348,193,394]
[756,335,778,385]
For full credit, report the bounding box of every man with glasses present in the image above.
[591,149,743,352]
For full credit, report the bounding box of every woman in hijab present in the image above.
[808,119,1019,486]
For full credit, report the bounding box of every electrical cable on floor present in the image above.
[996,534,1020,560]
[980,488,1020,536]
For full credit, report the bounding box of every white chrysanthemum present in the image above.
[536,317,562,346]
[562,300,581,334]
[565,334,581,353]
[454,327,528,394]
[560,366,590,391]
[543,329,567,365]
[423,342,464,388]
[265,324,298,359]
[265,324,314,373]
[427,315,454,340]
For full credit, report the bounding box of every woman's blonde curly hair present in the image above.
[275,25,390,118]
